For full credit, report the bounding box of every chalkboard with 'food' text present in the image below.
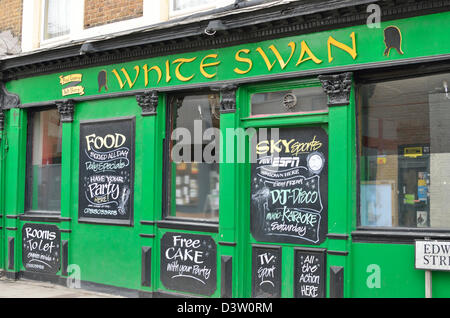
[78,117,135,225]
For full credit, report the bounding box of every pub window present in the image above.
[25,108,62,213]
[42,0,71,41]
[250,86,328,116]
[165,93,220,221]
[358,72,450,228]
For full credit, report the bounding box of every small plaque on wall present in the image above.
[78,117,135,225]
[251,245,282,298]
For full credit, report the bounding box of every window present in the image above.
[251,86,328,116]
[42,0,71,41]
[25,109,62,213]
[170,0,215,14]
[358,72,450,228]
[169,0,235,16]
[166,94,220,221]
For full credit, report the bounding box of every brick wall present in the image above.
[0,0,23,38]
[84,0,144,29]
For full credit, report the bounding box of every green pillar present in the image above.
[218,85,239,297]
[0,110,5,271]
[320,72,355,298]
[136,90,161,293]
[57,99,76,278]
[4,108,27,276]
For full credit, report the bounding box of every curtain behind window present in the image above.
[43,0,71,40]
[172,0,215,11]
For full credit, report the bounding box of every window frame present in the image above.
[40,0,71,44]
[241,78,329,120]
[354,64,450,242]
[168,0,234,18]
[24,107,62,216]
[161,91,221,229]
[22,0,157,52]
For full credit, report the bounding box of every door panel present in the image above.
[246,124,329,298]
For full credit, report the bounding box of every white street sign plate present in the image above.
[415,240,450,271]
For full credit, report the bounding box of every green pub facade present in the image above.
[1,0,450,298]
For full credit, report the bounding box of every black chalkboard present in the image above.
[160,232,217,296]
[78,117,135,225]
[294,248,326,298]
[250,126,328,245]
[251,245,281,298]
[22,223,61,274]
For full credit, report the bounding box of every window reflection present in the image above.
[251,86,327,116]
[359,73,450,228]
[26,109,62,212]
[167,94,220,220]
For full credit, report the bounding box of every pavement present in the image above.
[0,276,124,298]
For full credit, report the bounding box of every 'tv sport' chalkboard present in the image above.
[250,126,328,245]
[78,117,135,225]
[252,245,282,298]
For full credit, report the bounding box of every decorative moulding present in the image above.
[136,90,158,116]
[56,99,75,123]
[318,72,353,106]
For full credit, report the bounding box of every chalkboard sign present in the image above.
[250,126,328,244]
[160,232,217,296]
[78,117,135,225]
[252,245,281,298]
[22,223,61,274]
[294,248,326,298]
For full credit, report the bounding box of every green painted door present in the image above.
[68,97,144,290]
[237,79,340,298]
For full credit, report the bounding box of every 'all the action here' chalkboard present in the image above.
[250,126,328,245]
[294,248,326,298]
[78,117,135,225]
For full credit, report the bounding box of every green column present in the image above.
[218,86,240,297]
[58,99,76,278]
[322,73,355,298]
[0,111,5,271]
[136,91,162,293]
[4,108,27,275]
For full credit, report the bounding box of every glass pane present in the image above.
[168,94,220,220]
[251,86,328,116]
[26,109,62,212]
[172,0,215,11]
[43,0,70,40]
[359,73,450,228]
